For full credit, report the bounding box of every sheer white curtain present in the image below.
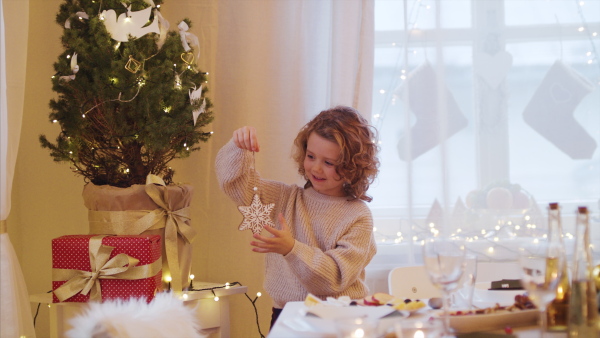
[0,0,35,337]
[366,0,600,293]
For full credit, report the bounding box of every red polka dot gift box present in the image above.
[52,234,163,303]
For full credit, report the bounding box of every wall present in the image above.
[11,1,278,337]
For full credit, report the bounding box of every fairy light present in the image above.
[66,54,71,59]
[52,119,58,123]
[379,89,386,94]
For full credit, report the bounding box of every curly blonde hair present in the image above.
[293,106,380,202]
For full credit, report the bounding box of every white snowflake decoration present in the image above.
[238,193,275,234]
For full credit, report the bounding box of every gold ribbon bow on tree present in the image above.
[87,174,195,293]
[53,235,161,302]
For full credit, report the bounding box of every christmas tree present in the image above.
[40,0,213,187]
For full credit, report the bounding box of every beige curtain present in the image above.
[0,0,35,337]
[199,0,374,334]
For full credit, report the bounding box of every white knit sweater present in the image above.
[216,139,377,308]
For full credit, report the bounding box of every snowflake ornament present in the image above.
[238,188,275,234]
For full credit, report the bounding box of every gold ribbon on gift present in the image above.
[52,235,162,302]
[87,174,196,292]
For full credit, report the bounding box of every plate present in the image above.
[282,305,403,336]
[305,304,397,320]
[448,309,539,333]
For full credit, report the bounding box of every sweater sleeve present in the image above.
[215,138,260,206]
[283,212,376,295]
[215,138,289,214]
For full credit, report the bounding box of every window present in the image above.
[366,0,600,291]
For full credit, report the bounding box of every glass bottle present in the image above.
[568,206,599,337]
[546,203,570,331]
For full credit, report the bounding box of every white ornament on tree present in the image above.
[178,21,200,61]
[59,52,79,82]
[101,5,160,42]
[189,85,206,125]
[64,11,89,29]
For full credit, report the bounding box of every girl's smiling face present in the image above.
[304,132,345,197]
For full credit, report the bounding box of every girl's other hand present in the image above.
[232,126,260,152]
[250,214,294,255]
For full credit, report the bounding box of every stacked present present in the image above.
[52,234,163,303]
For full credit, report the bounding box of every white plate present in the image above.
[305,304,396,320]
[448,309,539,333]
[282,305,402,336]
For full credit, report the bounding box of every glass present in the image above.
[422,236,466,337]
[394,318,444,338]
[451,254,477,310]
[517,237,566,335]
[334,317,376,338]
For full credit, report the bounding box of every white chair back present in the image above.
[388,265,442,299]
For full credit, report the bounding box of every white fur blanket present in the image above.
[66,292,205,338]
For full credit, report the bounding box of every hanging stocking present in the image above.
[395,62,468,160]
[523,60,596,159]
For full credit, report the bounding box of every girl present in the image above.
[215,105,380,328]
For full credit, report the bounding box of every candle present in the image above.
[189,274,195,289]
[165,275,172,291]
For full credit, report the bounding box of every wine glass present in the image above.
[517,237,565,335]
[451,253,478,310]
[422,236,466,337]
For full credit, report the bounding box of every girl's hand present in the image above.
[232,126,260,152]
[250,214,294,255]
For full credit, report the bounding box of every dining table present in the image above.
[267,300,567,338]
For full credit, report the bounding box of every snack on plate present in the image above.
[361,292,426,311]
[389,298,427,311]
[449,293,537,316]
[304,293,322,306]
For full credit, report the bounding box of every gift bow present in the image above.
[87,175,195,292]
[142,174,196,292]
[178,21,200,62]
[53,235,160,302]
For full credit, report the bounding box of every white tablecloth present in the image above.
[267,301,567,338]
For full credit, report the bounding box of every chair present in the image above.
[388,265,442,299]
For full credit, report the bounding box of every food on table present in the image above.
[449,293,537,316]
[388,298,427,311]
[304,293,323,306]
[428,297,443,309]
